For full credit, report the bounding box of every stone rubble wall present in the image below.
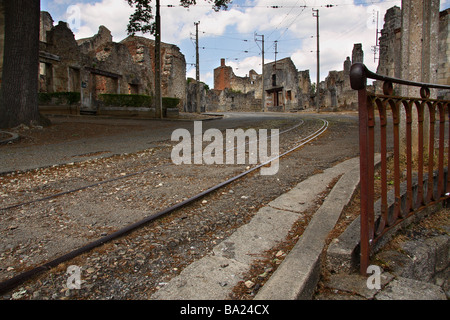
[36,11,186,113]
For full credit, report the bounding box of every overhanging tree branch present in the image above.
[126,0,231,36]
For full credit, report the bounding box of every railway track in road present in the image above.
[0,117,329,297]
[0,119,306,212]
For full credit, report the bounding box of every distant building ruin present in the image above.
[263,58,302,111]
[214,58,262,98]
[316,43,364,110]
[377,3,450,98]
[37,11,186,113]
[210,57,311,112]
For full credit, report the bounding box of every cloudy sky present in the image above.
[41,0,450,88]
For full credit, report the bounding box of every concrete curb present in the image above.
[254,159,362,300]
[151,157,361,300]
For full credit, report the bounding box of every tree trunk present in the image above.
[0,0,49,129]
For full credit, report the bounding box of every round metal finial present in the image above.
[350,63,367,90]
[420,86,430,99]
[383,81,393,96]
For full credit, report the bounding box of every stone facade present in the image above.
[121,36,186,102]
[438,9,450,99]
[400,0,440,97]
[375,2,448,152]
[298,70,313,109]
[214,58,262,98]
[377,6,402,79]
[39,20,85,94]
[37,11,186,113]
[377,3,449,97]
[211,48,366,112]
[263,58,301,111]
[212,57,308,112]
[186,78,207,112]
[315,44,363,110]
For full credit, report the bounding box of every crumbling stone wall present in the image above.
[214,58,261,98]
[316,44,362,110]
[40,11,53,43]
[77,25,113,55]
[213,57,310,112]
[438,9,450,99]
[352,43,364,64]
[400,0,440,97]
[377,6,402,79]
[40,21,84,93]
[205,88,261,112]
[376,3,449,99]
[121,36,186,108]
[185,78,207,112]
[263,58,301,111]
[298,70,312,109]
[36,11,186,113]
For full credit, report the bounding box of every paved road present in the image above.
[0,112,349,174]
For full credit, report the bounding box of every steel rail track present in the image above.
[0,119,328,295]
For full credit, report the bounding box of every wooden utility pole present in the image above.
[313,8,320,112]
[195,21,201,113]
[155,0,162,118]
[274,40,278,67]
[255,33,265,112]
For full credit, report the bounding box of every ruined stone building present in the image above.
[197,57,263,112]
[376,6,402,79]
[210,46,367,112]
[438,8,450,97]
[214,58,262,98]
[298,70,313,109]
[314,43,364,110]
[263,58,302,111]
[38,12,186,113]
[210,57,310,112]
[376,3,450,98]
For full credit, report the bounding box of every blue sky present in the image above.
[41,0,450,88]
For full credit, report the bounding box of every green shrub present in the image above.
[162,97,181,109]
[99,94,153,108]
[38,92,81,105]
[38,92,51,104]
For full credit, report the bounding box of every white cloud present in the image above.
[263,0,401,82]
[64,0,246,42]
[65,0,134,40]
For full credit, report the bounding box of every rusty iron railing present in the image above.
[350,63,450,275]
